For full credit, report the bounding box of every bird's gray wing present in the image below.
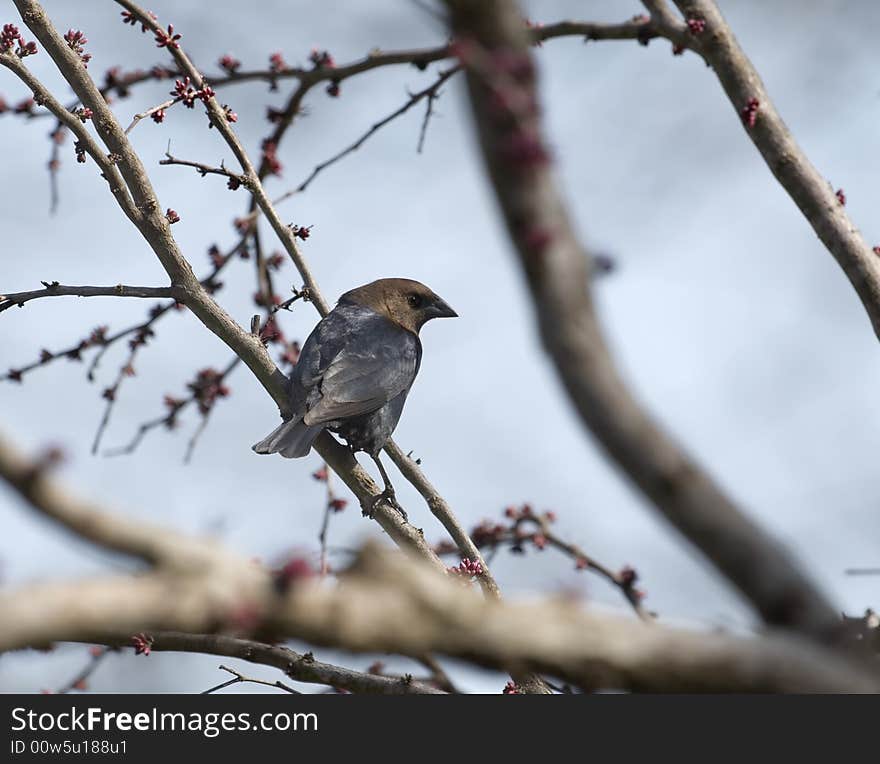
[303,338,420,425]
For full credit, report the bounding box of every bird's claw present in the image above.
[365,488,407,521]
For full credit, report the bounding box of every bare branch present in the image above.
[640,0,694,49]
[10,0,438,566]
[124,97,175,134]
[0,49,141,225]
[14,0,288,412]
[0,548,871,694]
[107,1,529,590]
[0,283,177,313]
[56,646,109,694]
[384,442,501,600]
[159,152,247,188]
[105,356,239,458]
[136,633,444,695]
[202,664,301,694]
[90,337,141,454]
[433,506,652,620]
[294,66,459,194]
[666,0,880,342]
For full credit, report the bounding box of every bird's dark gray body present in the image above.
[253,301,422,458]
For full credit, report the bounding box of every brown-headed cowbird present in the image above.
[253,278,457,513]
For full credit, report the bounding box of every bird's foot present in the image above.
[365,487,408,521]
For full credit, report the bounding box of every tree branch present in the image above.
[432,506,652,620]
[159,152,247,187]
[0,431,235,568]
[1,551,871,694]
[0,48,141,226]
[666,0,880,342]
[0,283,178,313]
[293,66,459,194]
[86,632,445,694]
[107,5,543,668]
[12,0,289,414]
[0,431,872,693]
[11,0,438,572]
[442,0,840,639]
[202,664,302,694]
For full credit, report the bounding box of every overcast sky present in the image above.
[2,1,879,692]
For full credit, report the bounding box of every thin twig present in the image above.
[317,465,336,577]
[105,356,240,457]
[91,341,141,455]
[159,151,247,187]
[295,66,459,195]
[202,664,301,694]
[0,283,177,313]
[56,646,109,693]
[125,97,175,134]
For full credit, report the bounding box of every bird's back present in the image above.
[290,302,422,427]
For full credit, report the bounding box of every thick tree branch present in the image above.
[442,0,840,639]
[0,552,871,694]
[0,431,234,569]
[0,432,873,693]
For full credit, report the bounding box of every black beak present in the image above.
[428,296,458,319]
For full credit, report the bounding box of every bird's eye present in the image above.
[407,294,423,308]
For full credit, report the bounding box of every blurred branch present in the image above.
[0,431,234,567]
[0,431,873,692]
[0,538,872,693]
[55,646,108,694]
[442,0,840,639]
[4,430,872,694]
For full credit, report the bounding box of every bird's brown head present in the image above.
[339,278,457,334]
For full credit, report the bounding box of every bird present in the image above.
[252,277,457,516]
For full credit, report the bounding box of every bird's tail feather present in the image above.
[252,417,323,458]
